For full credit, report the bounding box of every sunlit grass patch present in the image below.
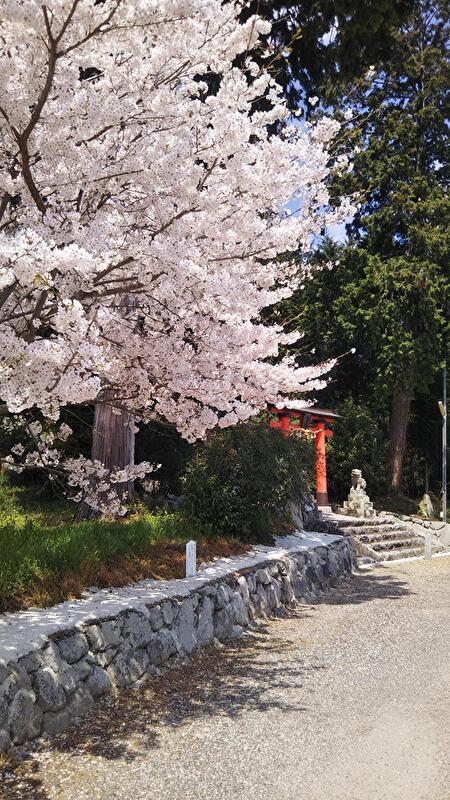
[0,477,247,612]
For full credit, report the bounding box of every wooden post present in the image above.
[268,408,294,437]
[314,422,328,506]
[186,540,197,577]
[279,413,290,436]
[268,404,338,509]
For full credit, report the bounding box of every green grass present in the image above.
[0,476,218,611]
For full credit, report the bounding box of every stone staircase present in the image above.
[321,512,447,563]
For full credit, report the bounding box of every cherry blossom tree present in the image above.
[0,0,351,514]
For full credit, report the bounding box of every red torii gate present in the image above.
[268,404,340,508]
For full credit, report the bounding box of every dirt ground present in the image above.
[1,556,450,800]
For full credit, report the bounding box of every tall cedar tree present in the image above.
[282,0,449,493]
[239,1,414,108]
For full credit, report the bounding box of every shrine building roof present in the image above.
[270,403,340,420]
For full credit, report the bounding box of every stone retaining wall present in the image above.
[0,536,354,752]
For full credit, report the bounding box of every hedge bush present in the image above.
[182,423,315,540]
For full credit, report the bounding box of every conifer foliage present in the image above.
[284,0,449,493]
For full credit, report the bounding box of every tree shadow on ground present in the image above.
[317,566,414,606]
[0,619,315,799]
[0,567,413,799]
[0,755,48,800]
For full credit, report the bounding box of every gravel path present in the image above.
[2,557,450,800]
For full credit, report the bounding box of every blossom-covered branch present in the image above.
[0,1,352,450]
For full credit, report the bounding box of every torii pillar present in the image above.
[268,404,340,509]
[309,418,333,507]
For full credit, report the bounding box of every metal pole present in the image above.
[443,363,447,524]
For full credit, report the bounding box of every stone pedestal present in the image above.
[339,469,376,518]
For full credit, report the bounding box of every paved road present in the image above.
[2,557,450,800]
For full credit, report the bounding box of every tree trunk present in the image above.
[388,389,411,494]
[77,294,137,519]
[77,397,135,519]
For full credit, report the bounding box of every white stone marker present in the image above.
[424,532,433,560]
[186,539,197,577]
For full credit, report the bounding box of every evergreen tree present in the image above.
[281,0,449,494]
[239,0,413,108]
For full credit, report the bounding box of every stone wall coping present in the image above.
[0,531,342,665]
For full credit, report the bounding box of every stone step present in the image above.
[344,523,408,537]
[324,511,449,564]
[370,537,423,552]
[374,546,426,561]
[357,547,447,566]
[370,543,446,561]
[321,515,385,527]
[357,530,414,544]
[326,516,412,531]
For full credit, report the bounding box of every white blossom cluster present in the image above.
[1,413,155,513]
[65,456,156,515]
[1,415,72,475]
[0,1,351,451]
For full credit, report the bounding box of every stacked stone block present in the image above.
[0,537,354,751]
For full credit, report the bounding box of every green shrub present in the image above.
[136,420,193,495]
[182,423,315,540]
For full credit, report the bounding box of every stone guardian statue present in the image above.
[340,469,376,518]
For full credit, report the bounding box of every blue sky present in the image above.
[327,221,348,243]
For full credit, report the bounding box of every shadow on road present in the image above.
[0,567,413,799]
[317,567,413,606]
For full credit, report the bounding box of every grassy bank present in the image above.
[0,478,247,613]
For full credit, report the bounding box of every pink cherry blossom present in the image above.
[0,1,352,508]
